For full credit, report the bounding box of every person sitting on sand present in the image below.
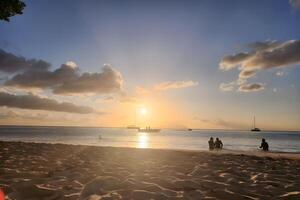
[214,138,223,149]
[208,137,214,150]
[259,138,269,151]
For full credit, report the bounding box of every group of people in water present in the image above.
[208,137,269,151]
[208,137,223,150]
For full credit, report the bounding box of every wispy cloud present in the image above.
[238,83,265,92]
[238,69,257,79]
[276,71,285,76]
[219,81,235,92]
[154,80,198,91]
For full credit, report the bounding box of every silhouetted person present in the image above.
[259,138,269,151]
[214,138,223,149]
[208,137,214,150]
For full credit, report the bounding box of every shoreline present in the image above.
[1,124,300,132]
[1,140,300,159]
[1,141,300,199]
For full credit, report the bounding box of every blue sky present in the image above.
[0,0,299,130]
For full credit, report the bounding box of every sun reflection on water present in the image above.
[137,132,149,148]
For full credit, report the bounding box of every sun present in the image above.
[140,107,148,115]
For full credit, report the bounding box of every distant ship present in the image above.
[251,116,261,132]
[127,125,140,129]
[188,128,193,131]
[138,127,161,133]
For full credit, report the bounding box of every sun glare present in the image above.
[140,107,148,115]
[137,132,149,148]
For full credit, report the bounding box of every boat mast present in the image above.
[135,107,137,127]
[253,116,256,128]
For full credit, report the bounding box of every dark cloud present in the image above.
[220,53,251,71]
[5,63,77,88]
[4,62,123,95]
[248,41,280,51]
[52,65,123,94]
[244,40,300,69]
[1,49,123,95]
[0,49,50,73]
[238,83,264,92]
[220,40,300,70]
[0,92,100,114]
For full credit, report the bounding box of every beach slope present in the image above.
[0,141,300,199]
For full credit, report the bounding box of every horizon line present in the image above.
[0,124,299,132]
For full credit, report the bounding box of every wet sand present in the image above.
[0,141,300,200]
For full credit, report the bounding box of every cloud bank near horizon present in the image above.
[0,92,101,114]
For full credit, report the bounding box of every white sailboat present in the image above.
[251,116,261,132]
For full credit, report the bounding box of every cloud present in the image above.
[0,110,18,119]
[0,49,50,73]
[220,52,251,71]
[220,40,300,71]
[154,80,198,91]
[238,83,264,92]
[290,0,300,10]
[276,71,285,76]
[65,61,77,69]
[219,78,246,92]
[5,62,123,95]
[53,64,123,94]
[0,110,47,120]
[0,92,101,114]
[239,69,257,79]
[219,39,300,93]
[219,81,235,92]
[0,50,123,95]
[135,80,198,96]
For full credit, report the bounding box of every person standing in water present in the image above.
[208,137,214,150]
[214,138,223,149]
[259,138,269,151]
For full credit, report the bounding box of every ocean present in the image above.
[0,126,299,152]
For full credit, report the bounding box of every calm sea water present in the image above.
[0,126,299,152]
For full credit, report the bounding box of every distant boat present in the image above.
[127,125,140,129]
[251,116,261,132]
[188,128,193,131]
[138,127,161,133]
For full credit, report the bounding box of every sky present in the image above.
[0,0,300,130]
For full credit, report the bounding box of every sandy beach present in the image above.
[0,141,300,200]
